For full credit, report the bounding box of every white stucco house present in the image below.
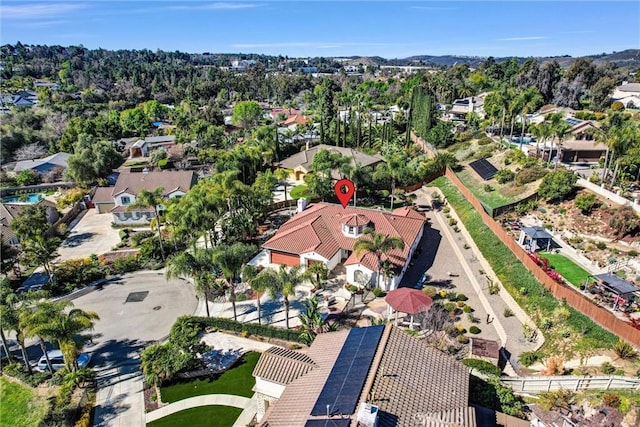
[262,203,425,291]
[92,170,196,224]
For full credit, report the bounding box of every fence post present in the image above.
[607,377,613,390]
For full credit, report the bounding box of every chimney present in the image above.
[297,198,307,213]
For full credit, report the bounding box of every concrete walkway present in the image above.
[145,394,251,423]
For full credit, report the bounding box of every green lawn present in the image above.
[146,406,243,427]
[0,377,48,427]
[160,352,260,403]
[540,253,591,288]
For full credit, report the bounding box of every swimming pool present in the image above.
[511,136,536,144]
[2,193,45,204]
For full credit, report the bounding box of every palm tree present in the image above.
[531,122,552,160]
[25,301,99,371]
[166,249,219,317]
[274,168,290,203]
[340,162,370,207]
[516,87,543,150]
[303,263,328,291]
[212,243,257,321]
[353,228,405,291]
[244,265,270,325]
[267,265,304,329]
[552,121,572,169]
[0,282,34,373]
[129,187,166,261]
[20,299,65,373]
[298,297,324,344]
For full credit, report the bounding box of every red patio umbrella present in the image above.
[385,287,433,330]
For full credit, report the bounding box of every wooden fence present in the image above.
[500,375,640,394]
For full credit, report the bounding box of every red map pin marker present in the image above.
[334,178,355,208]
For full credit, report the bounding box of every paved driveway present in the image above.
[70,270,197,427]
[57,208,121,260]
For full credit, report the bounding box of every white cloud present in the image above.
[1,3,86,19]
[498,36,548,41]
[21,19,71,28]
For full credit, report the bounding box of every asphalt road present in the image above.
[70,270,197,427]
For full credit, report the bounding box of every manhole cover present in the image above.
[153,306,162,311]
[125,291,149,303]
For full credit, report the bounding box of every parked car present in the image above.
[37,350,92,372]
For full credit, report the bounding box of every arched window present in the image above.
[354,269,366,284]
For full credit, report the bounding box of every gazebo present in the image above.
[585,273,640,311]
[385,287,433,330]
[518,226,554,252]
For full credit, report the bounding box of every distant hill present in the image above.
[345,49,640,69]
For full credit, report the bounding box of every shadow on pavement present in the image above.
[398,224,442,288]
[93,391,132,426]
[62,232,95,248]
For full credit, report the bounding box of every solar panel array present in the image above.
[469,158,498,180]
[310,325,384,416]
[304,419,351,427]
[565,117,582,126]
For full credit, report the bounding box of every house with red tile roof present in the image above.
[262,202,425,290]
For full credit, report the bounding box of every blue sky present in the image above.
[1,1,638,58]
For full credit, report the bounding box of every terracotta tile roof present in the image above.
[263,203,424,272]
[264,330,350,427]
[276,144,384,173]
[283,115,311,126]
[343,213,371,226]
[392,206,425,221]
[253,346,318,386]
[369,327,469,427]
[420,407,477,426]
[262,325,470,427]
[112,170,196,197]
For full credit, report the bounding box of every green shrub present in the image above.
[444,302,457,313]
[613,339,637,359]
[483,184,494,192]
[372,287,385,297]
[463,358,501,376]
[574,193,598,214]
[601,362,616,374]
[538,168,578,202]
[457,334,470,344]
[515,164,548,186]
[119,229,132,240]
[495,169,515,184]
[477,137,493,146]
[503,308,514,317]
[596,242,607,250]
[422,286,437,297]
[187,316,306,343]
[518,351,542,367]
[109,254,142,274]
[463,305,473,313]
[131,230,154,247]
[469,325,481,334]
[457,293,468,301]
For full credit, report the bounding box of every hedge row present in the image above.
[187,316,306,344]
[432,177,618,351]
[462,358,503,377]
